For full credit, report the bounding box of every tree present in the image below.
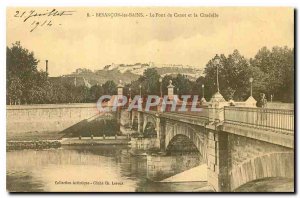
[26,71,51,104]
[102,80,117,95]
[203,54,226,99]
[193,76,206,99]
[247,65,269,100]
[139,68,160,95]
[88,84,104,102]
[172,74,192,95]
[7,76,23,104]
[224,50,251,100]
[129,68,161,97]
[7,41,39,79]
[6,41,50,104]
[203,51,252,100]
[250,46,294,102]
[49,83,68,103]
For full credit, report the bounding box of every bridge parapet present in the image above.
[133,103,211,127]
[224,106,294,133]
[223,106,294,148]
[127,102,294,134]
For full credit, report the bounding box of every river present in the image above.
[6,145,208,192]
[6,145,293,192]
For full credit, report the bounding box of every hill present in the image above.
[51,63,203,86]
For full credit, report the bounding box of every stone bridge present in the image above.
[121,104,294,192]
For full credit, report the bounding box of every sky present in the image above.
[7,7,294,76]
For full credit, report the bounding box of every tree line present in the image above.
[122,48,294,102]
[7,41,294,105]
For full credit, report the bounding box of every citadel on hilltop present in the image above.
[52,62,204,88]
[102,62,203,78]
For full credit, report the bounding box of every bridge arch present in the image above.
[143,122,157,138]
[166,134,200,154]
[230,152,294,191]
[142,114,158,137]
[165,122,207,162]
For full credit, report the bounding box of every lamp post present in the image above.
[201,84,207,103]
[249,77,253,96]
[209,54,225,103]
[245,77,257,107]
[139,84,142,97]
[270,94,273,103]
[159,77,163,98]
[213,54,221,93]
[139,84,142,106]
[129,87,132,101]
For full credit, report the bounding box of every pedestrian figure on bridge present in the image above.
[256,93,267,108]
[256,93,268,124]
[229,96,235,106]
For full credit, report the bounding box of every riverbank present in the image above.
[7,140,61,151]
[7,131,63,141]
[7,135,131,150]
[60,136,130,145]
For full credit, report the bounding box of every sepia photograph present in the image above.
[6,7,294,192]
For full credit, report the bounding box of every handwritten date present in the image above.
[14,9,76,32]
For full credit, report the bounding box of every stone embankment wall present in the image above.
[7,103,99,134]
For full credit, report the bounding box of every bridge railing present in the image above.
[161,107,210,121]
[224,106,294,133]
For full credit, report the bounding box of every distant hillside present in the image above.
[52,63,203,86]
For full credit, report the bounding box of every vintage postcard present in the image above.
[6,7,294,192]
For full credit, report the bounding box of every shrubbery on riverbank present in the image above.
[7,140,61,151]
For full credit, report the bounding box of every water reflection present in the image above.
[7,145,207,192]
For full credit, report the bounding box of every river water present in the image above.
[6,145,294,192]
[7,145,208,192]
